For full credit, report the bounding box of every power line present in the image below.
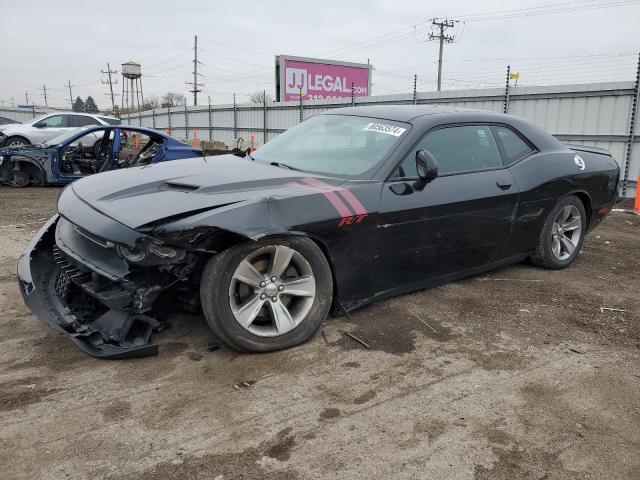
[303,0,638,63]
[137,38,193,63]
[198,37,272,56]
[144,47,193,69]
[461,0,639,21]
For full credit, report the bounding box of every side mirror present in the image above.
[33,123,46,128]
[413,150,438,191]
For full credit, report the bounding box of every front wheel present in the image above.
[531,195,586,269]
[4,136,30,148]
[200,236,333,352]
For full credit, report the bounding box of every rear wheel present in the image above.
[531,195,586,269]
[200,236,333,352]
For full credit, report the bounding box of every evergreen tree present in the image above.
[72,96,85,112]
[84,96,99,113]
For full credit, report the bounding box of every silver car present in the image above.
[0,112,120,157]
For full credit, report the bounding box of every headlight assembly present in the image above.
[148,241,178,259]
[117,238,184,264]
[117,244,147,262]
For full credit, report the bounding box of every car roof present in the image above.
[40,111,118,119]
[324,104,483,122]
[72,125,178,141]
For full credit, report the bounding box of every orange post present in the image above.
[134,134,141,150]
[193,129,200,148]
[249,132,255,152]
[635,176,640,213]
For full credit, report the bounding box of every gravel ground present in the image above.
[0,187,638,480]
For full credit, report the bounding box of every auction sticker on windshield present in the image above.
[362,123,406,137]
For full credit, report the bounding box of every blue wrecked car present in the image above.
[0,125,203,187]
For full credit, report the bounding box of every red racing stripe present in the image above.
[337,188,367,216]
[301,177,367,216]
[300,178,353,217]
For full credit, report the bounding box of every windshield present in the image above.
[252,114,409,176]
[28,114,49,125]
[44,126,93,146]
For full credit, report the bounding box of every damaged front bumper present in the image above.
[17,214,170,359]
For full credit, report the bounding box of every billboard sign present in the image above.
[275,55,372,102]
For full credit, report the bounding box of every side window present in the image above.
[393,125,503,178]
[36,115,66,128]
[71,115,100,127]
[493,126,535,165]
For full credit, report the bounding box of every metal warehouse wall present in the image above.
[121,81,638,197]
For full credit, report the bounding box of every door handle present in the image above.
[496,176,512,190]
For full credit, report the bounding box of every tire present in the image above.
[7,168,30,187]
[93,140,102,159]
[3,136,30,148]
[530,195,586,269]
[200,236,333,352]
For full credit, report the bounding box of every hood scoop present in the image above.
[162,181,200,192]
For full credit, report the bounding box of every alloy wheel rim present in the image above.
[228,245,316,337]
[551,205,582,261]
[7,140,25,147]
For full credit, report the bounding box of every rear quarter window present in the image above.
[493,126,535,165]
[71,115,101,127]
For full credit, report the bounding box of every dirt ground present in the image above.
[0,187,638,480]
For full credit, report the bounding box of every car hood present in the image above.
[70,154,338,229]
[1,123,30,135]
[0,123,20,133]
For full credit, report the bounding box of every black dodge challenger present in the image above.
[18,105,620,358]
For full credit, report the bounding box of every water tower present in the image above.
[121,61,144,111]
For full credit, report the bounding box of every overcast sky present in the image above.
[1,0,639,110]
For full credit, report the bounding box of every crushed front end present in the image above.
[17,192,198,359]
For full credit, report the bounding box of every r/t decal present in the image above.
[338,214,368,227]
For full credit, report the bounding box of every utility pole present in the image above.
[66,79,73,108]
[10,97,15,107]
[428,18,458,91]
[42,84,49,107]
[101,63,118,111]
[186,35,203,105]
[25,91,30,106]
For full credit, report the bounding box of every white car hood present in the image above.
[0,123,21,133]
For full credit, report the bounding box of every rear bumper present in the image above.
[17,215,160,359]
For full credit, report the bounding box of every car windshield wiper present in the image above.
[269,161,305,172]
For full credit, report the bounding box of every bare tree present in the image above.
[161,91,187,108]
[248,91,273,104]
[140,95,160,111]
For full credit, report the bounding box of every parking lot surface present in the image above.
[1,187,638,479]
